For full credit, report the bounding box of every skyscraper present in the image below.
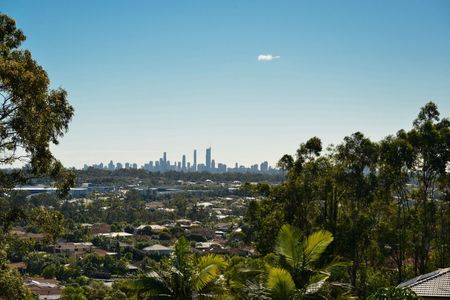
[206,147,211,170]
[193,149,197,171]
[260,161,269,172]
[182,155,186,171]
[161,152,170,171]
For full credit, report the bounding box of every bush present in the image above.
[367,287,422,300]
[158,232,171,240]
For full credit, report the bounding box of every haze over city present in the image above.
[2,0,449,168]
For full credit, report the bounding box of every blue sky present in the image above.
[2,0,450,168]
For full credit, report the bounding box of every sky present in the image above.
[1,0,450,168]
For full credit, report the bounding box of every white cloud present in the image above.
[257,54,280,61]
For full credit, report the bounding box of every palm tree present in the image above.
[267,224,351,299]
[225,256,270,300]
[125,237,227,299]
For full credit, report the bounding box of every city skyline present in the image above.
[82,146,277,174]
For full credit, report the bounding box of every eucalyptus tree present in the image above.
[406,102,450,274]
[0,13,74,236]
[378,134,415,283]
[0,13,74,300]
[274,137,324,235]
[0,13,74,192]
[334,132,379,298]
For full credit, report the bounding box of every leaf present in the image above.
[192,255,226,293]
[303,230,333,267]
[267,267,296,300]
[276,224,303,268]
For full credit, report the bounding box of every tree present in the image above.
[61,286,87,300]
[334,132,378,298]
[266,224,350,299]
[126,237,227,299]
[0,13,74,300]
[406,102,450,274]
[224,256,269,300]
[0,13,74,192]
[29,207,65,246]
[378,134,415,283]
[0,249,34,300]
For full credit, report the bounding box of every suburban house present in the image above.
[398,267,450,299]
[52,242,94,257]
[25,277,63,300]
[142,244,173,256]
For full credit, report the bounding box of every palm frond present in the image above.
[124,275,171,298]
[267,267,296,300]
[276,224,303,268]
[321,257,351,274]
[192,254,227,293]
[303,230,333,266]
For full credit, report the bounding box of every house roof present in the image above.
[137,224,167,231]
[9,261,26,269]
[398,267,450,298]
[94,249,117,257]
[143,244,173,252]
[97,232,133,237]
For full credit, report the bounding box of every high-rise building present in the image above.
[193,149,197,171]
[108,160,115,171]
[206,147,211,170]
[218,163,227,173]
[163,152,167,170]
[182,155,186,171]
[211,159,216,170]
[260,161,269,172]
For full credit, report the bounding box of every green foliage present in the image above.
[61,286,87,300]
[247,102,450,298]
[267,267,296,300]
[367,287,422,300]
[29,207,65,244]
[225,256,269,299]
[126,237,227,299]
[6,235,35,262]
[245,198,284,254]
[104,289,127,300]
[0,13,74,193]
[0,14,73,299]
[0,250,34,300]
[78,253,128,278]
[268,225,349,299]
